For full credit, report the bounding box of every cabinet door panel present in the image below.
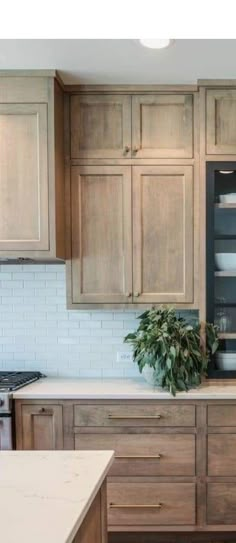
[206,89,236,154]
[71,95,131,158]
[20,404,63,450]
[71,166,132,304]
[0,103,49,251]
[132,165,194,303]
[207,483,236,524]
[132,94,193,158]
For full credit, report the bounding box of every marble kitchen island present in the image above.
[0,450,114,543]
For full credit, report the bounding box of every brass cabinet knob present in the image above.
[124,145,130,154]
[132,146,139,154]
[134,292,140,297]
[126,292,132,298]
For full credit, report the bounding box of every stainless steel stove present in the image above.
[0,371,45,450]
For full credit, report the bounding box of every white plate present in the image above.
[215,253,236,271]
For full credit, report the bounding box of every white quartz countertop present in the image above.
[0,450,114,543]
[12,377,236,399]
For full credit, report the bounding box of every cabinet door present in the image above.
[20,404,63,450]
[0,103,49,251]
[132,94,193,158]
[71,166,132,304]
[132,166,194,303]
[70,95,131,158]
[206,89,236,154]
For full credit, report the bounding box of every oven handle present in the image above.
[0,415,13,450]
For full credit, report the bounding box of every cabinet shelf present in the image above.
[215,271,236,277]
[218,333,236,339]
[214,234,236,240]
[215,203,236,208]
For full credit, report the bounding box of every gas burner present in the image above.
[0,371,45,392]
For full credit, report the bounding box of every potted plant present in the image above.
[124,306,219,396]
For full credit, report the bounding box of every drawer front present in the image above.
[74,433,196,476]
[208,434,236,476]
[208,483,236,524]
[74,404,196,427]
[208,405,236,426]
[108,482,196,526]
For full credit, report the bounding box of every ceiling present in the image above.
[0,39,235,84]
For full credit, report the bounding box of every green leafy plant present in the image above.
[124,306,219,396]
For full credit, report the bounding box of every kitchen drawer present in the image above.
[107,482,196,526]
[208,483,236,524]
[208,405,236,426]
[74,404,196,427]
[74,433,196,476]
[208,434,236,476]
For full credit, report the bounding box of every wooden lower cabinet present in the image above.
[207,483,236,525]
[15,403,63,450]
[72,483,107,543]
[108,482,196,527]
[74,433,195,476]
[14,398,236,537]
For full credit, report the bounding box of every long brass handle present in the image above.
[109,503,162,509]
[108,414,162,419]
[116,454,161,459]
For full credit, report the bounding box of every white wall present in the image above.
[0,264,198,378]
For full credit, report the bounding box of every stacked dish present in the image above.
[216,352,236,370]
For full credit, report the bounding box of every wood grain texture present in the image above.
[74,433,195,476]
[208,434,236,476]
[132,165,194,303]
[206,88,236,154]
[54,78,66,259]
[108,482,196,526]
[70,94,131,159]
[70,165,132,304]
[207,483,236,524]
[0,103,49,251]
[132,94,193,158]
[73,403,196,427]
[72,486,106,543]
[19,404,63,450]
[208,405,236,426]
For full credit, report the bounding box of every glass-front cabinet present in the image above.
[207,162,236,377]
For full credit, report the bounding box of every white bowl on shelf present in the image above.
[215,253,236,271]
[219,193,236,203]
[216,352,236,371]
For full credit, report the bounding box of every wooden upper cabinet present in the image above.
[0,74,65,258]
[18,404,63,450]
[206,89,236,154]
[70,165,132,304]
[132,165,194,304]
[70,95,131,159]
[132,94,193,158]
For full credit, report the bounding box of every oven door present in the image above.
[0,415,12,450]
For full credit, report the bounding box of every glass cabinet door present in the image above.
[207,164,236,376]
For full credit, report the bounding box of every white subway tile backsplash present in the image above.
[0,264,198,376]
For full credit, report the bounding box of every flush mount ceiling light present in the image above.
[139,39,174,49]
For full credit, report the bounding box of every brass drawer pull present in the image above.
[108,414,162,419]
[109,503,162,509]
[116,454,161,459]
